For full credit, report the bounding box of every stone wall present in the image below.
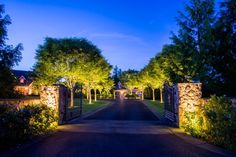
[0,98,40,107]
[164,83,202,127]
[40,86,60,109]
[175,83,202,127]
[0,85,69,125]
[40,85,68,124]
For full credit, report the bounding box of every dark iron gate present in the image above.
[164,83,178,126]
[65,84,83,122]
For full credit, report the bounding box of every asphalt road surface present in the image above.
[8,100,232,157]
[84,100,158,121]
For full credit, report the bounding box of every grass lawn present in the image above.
[82,99,111,114]
[144,100,164,115]
[68,98,111,115]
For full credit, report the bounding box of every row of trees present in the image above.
[33,38,113,106]
[119,56,169,102]
[118,0,236,101]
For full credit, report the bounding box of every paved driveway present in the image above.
[8,100,233,157]
[84,100,158,121]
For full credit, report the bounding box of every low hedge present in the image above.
[0,104,58,150]
[125,94,139,99]
[182,95,236,150]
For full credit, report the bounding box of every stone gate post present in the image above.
[175,83,202,127]
[40,85,68,125]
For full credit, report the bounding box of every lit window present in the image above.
[20,79,25,83]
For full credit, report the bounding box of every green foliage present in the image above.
[143,55,169,89]
[160,0,215,83]
[33,37,111,105]
[138,55,169,101]
[112,65,122,86]
[204,96,236,148]
[23,105,58,135]
[125,93,138,99]
[0,104,58,150]
[33,38,100,86]
[182,96,236,150]
[209,0,236,96]
[120,69,139,91]
[182,110,205,138]
[0,5,23,98]
[154,0,235,96]
[144,100,164,115]
[0,65,18,98]
[96,78,114,99]
[82,99,110,114]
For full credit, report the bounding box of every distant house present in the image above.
[11,70,34,95]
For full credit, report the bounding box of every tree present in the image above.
[170,0,215,83]
[136,70,148,100]
[157,45,186,83]
[33,38,102,107]
[112,65,122,86]
[85,58,112,103]
[95,78,114,99]
[102,78,114,98]
[139,55,169,102]
[150,55,169,102]
[120,70,139,94]
[0,4,23,98]
[210,0,236,96]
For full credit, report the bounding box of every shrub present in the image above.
[182,95,236,150]
[0,104,58,150]
[23,105,58,136]
[204,96,236,149]
[182,110,205,138]
[125,94,138,99]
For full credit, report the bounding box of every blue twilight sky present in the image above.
[3,0,185,71]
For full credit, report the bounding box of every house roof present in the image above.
[11,70,33,86]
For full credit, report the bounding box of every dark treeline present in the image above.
[151,0,236,97]
[0,4,23,98]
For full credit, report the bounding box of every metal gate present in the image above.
[164,83,178,126]
[65,84,83,122]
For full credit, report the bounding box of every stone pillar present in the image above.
[175,83,202,127]
[40,85,68,125]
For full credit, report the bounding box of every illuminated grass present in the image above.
[144,100,164,115]
[82,99,111,114]
[69,98,111,114]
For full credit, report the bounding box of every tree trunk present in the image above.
[113,91,116,99]
[94,88,97,102]
[70,87,74,108]
[86,87,89,100]
[98,90,101,99]
[141,90,144,100]
[152,88,155,101]
[160,88,163,103]
[89,88,92,104]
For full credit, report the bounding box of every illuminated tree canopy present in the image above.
[33,38,112,106]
